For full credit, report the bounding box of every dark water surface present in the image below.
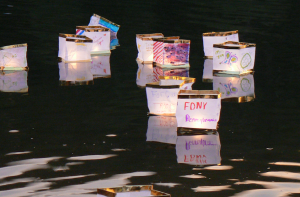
[1,0,300,196]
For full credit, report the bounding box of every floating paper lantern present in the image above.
[176,129,221,165]
[213,72,255,102]
[146,116,177,144]
[0,44,27,70]
[58,61,93,86]
[76,26,111,54]
[0,71,28,92]
[88,14,120,37]
[136,61,155,88]
[153,38,190,68]
[213,41,256,74]
[97,185,170,197]
[203,30,239,58]
[58,34,93,62]
[202,58,213,83]
[176,90,221,129]
[146,76,195,116]
[91,54,111,78]
[136,33,164,63]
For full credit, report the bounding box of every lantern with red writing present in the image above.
[91,54,111,78]
[176,90,221,129]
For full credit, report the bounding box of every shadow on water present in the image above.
[0,0,300,196]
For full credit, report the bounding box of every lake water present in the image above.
[0,0,300,196]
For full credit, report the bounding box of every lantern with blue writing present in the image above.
[176,90,221,129]
[146,77,196,116]
[176,129,221,165]
[97,185,170,197]
[88,14,120,38]
[0,44,27,70]
[213,41,256,75]
[76,26,111,54]
[203,30,239,58]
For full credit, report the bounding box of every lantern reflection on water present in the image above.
[213,72,255,102]
[213,41,256,75]
[176,128,221,166]
[0,44,28,70]
[136,61,155,88]
[0,70,28,92]
[97,185,170,197]
[58,62,93,86]
[91,54,111,78]
[202,58,213,83]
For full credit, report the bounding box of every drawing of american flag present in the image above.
[76,29,85,35]
[153,41,163,64]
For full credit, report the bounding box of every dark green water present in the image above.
[0,0,300,196]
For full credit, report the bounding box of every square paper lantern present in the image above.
[0,71,28,93]
[213,41,256,74]
[213,72,255,102]
[0,44,27,70]
[176,90,221,129]
[153,38,190,68]
[146,116,177,144]
[136,33,164,63]
[146,77,195,116]
[202,30,239,58]
[76,26,111,54]
[97,185,170,197]
[58,61,93,86]
[136,61,155,88]
[58,34,93,62]
[202,58,213,83]
[91,54,111,78]
[88,14,120,37]
[176,129,221,165]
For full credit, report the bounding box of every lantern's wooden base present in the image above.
[136,58,153,64]
[154,62,190,69]
[1,66,28,71]
[213,69,254,75]
[91,50,111,55]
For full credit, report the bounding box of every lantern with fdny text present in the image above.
[146,76,195,116]
[136,33,164,63]
[213,41,256,74]
[76,26,111,54]
[176,90,221,129]
[203,30,239,58]
[153,37,190,67]
[58,34,93,62]
[0,44,27,70]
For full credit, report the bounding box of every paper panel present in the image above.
[91,54,111,78]
[162,43,190,65]
[65,41,92,62]
[136,62,154,87]
[176,133,221,165]
[59,62,93,83]
[203,58,213,82]
[85,31,111,54]
[176,98,221,129]
[0,71,28,92]
[146,116,177,144]
[0,45,27,69]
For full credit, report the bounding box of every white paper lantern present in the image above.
[202,58,213,83]
[213,72,255,102]
[136,33,164,63]
[58,61,93,86]
[146,76,196,116]
[203,30,239,58]
[213,41,256,74]
[0,44,27,70]
[176,130,221,165]
[76,26,111,54]
[176,90,221,129]
[88,14,120,36]
[146,116,177,144]
[58,34,93,62]
[136,61,155,88]
[153,37,190,68]
[91,54,111,78]
[0,71,28,92]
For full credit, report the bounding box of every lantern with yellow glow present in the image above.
[97,185,170,197]
[153,37,190,68]
[58,62,93,86]
[136,33,164,63]
[76,26,111,54]
[176,129,221,166]
[213,41,256,74]
[213,72,255,102]
[146,76,195,116]
[203,30,239,58]
[0,71,28,92]
[58,34,93,62]
[176,90,221,129]
[146,116,177,144]
[0,44,27,70]
[91,54,111,78]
